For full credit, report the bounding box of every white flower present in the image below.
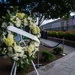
[13,56,19,61]
[13,53,19,61]
[34,42,40,47]
[37,33,41,38]
[14,43,22,52]
[4,32,14,46]
[19,51,24,57]
[23,18,28,26]
[1,22,7,28]
[10,16,16,23]
[31,25,40,35]
[10,6,13,8]
[36,26,40,33]
[23,46,28,51]
[28,44,35,56]
[16,17,21,27]
[9,22,14,26]
[8,46,12,50]
[32,28,37,34]
[28,17,32,21]
[29,21,36,29]
[23,55,27,59]
[35,47,39,51]
[16,13,25,19]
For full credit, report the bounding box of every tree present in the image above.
[0,0,75,26]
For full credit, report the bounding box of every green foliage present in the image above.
[64,33,75,41]
[42,51,55,62]
[0,0,75,26]
[53,46,63,55]
[47,31,75,41]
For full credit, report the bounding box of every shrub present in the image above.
[47,31,75,41]
[53,46,63,55]
[42,51,55,62]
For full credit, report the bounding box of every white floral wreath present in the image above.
[0,9,40,67]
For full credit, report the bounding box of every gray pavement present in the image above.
[26,38,75,75]
[40,38,75,54]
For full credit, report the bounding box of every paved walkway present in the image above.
[27,51,75,75]
[27,38,75,75]
[40,38,75,54]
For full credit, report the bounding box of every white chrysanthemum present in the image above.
[28,44,35,56]
[10,16,16,23]
[28,17,32,21]
[4,32,14,46]
[19,51,24,57]
[29,21,36,29]
[14,42,22,52]
[24,18,28,26]
[36,26,40,33]
[16,13,25,19]
[13,57,19,61]
[32,26,37,34]
[31,25,40,35]
[8,47,13,51]
[13,54,19,61]
[23,55,27,59]
[37,33,41,38]
[23,46,28,51]
[16,17,21,27]
[34,42,40,47]
[35,47,39,51]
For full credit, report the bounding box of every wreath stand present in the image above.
[10,60,39,75]
[7,26,40,75]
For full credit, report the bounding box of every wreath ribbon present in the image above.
[7,26,40,43]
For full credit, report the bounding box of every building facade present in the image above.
[40,16,75,31]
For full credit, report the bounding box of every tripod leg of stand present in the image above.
[37,51,39,67]
[31,60,39,75]
[10,61,15,75]
[35,51,42,68]
[10,61,17,75]
[13,62,17,75]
